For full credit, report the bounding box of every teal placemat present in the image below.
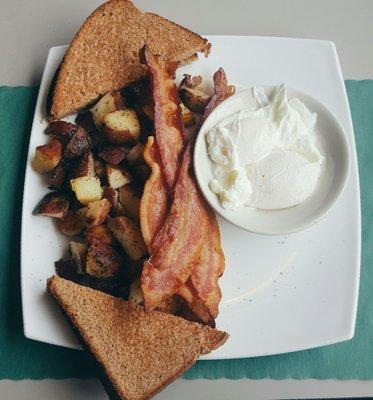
[0,81,372,380]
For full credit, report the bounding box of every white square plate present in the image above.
[21,36,360,360]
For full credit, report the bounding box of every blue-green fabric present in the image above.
[0,81,372,380]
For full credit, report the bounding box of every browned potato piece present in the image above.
[33,139,62,173]
[85,224,115,245]
[48,162,68,191]
[106,164,132,189]
[69,241,87,274]
[90,91,126,128]
[179,74,210,113]
[64,127,92,159]
[108,216,147,260]
[86,199,111,227]
[99,146,127,165]
[32,193,69,218]
[72,152,95,178]
[45,121,77,141]
[70,176,102,205]
[126,143,144,166]
[118,186,140,222]
[102,109,140,145]
[103,187,119,210]
[180,103,196,127]
[85,238,121,279]
[57,210,86,236]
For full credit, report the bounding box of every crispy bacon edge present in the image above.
[139,136,169,252]
[141,45,185,190]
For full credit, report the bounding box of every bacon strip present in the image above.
[142,45,185,190]
[139,136,168,252]
[139,60,234,321]
[141,145,208,311]
[197,67,235,129]
[177,68,234,322]
[188,210,225,315]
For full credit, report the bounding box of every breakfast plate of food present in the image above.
[21,0,360,398]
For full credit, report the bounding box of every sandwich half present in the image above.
[48,0,211,120]
[47,276,228,400]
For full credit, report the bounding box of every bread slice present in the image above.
[47,276,228,400]
[49,0,210,119]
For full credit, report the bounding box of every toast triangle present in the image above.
[47,276,228,400]
[49,0,210,119]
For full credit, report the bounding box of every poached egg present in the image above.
[206,85,324,210]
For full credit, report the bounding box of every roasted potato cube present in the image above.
[179,74,210,113]
[70,176,102,205]
[103,187,119,210]
[103,109,140,145]
[85,238,121,279]
[69,241,87,274]
[108,216,147,260]
[57,210,86,236]
[118,186,140,222]
[33,139,62,173]
[126,143,144,166]
[86,199,111,227]
[99,146,127,165]
[45,121,77,141]
[64,127,92,159]
[33,192,69,218]
[106,164,132,189]
[129,278,144,305]
[180,103,196,127]
[48,161,68,191]
[72,152,95,178]
[90,91,126,128]
[85,224,115,245]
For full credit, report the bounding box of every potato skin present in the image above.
[85,238,122,279]
[32,192,69,218]
[99,146,127,165]
[85,224,115,245]
[57,210,86,236]
[86,199,112,227]
[72,152,95,178]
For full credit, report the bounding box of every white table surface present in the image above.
[1,0,372,399]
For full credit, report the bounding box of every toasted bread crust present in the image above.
[50,0,210,119]
[47,276,228,400]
